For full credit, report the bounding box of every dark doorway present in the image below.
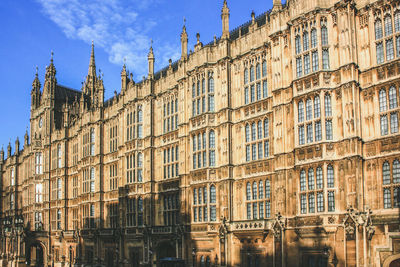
[390,258,400,267]
[26,243,44,267]
[157,241,176,266]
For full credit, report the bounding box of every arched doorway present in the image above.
[26,243,45,267]
[157,241,176,265]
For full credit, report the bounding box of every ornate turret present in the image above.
[148,41,155,79]
[7,142,12,159]
[43,51,57,103]
[180,19,188,60]
[221,0,230,39]
[273,0,282,11]
[84,41,97,97]
[15,137,20,156]
[31,66,41,109]
[24,129,29,148]
[121,61,128,91]
[0,146,4,163]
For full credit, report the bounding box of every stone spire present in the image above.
[43,51,57,102]
[221,0,230,39]
[180,18,188,60]
[15,137,20,156]
[45,51,56,79]
[7,142,12,158]
[148,40,155,79]
[0,146,4,163]
[31,66,41,109]
[24,128,29,148]
[88,41,97,78]
[121,58,128,91]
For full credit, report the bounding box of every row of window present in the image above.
[383,160,400,209]
[126,153,143,183]
[375,12,400,64]
[379,87,400,136]
[244,61,268,105]
[192,131,216,169]
[164,146,179,179]
[245,119,270,161]
[193,185,217,222]
[163,99,179,133]
[163,194,180,226]
[246,180,271,219]
[126,107,143,141]
[192,73,215,116]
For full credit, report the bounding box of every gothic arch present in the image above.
[383,254,400,267]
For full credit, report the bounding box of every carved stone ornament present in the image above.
[272,212,285,241]
[219,217,228,243]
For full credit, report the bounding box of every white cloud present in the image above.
[36,0,180,79]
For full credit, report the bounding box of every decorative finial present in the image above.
[150,38,153,48]
[184,17,186,26]
[123,57,127,65]
[35,66,38,77]
[51,50,54,63]
[196,33,200,43]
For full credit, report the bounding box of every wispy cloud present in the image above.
[36,0,180,79]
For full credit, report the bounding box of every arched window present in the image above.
[262,61,267,77]
[385,15,393,36]
[245,124,250,142]
[375,19,383,40]
[316,167,323,189]
[383,161,391,184]
[252,182,257,200]
[314,96,321,118]
[298,101,304,122]
[206,256,211,267]
[393,160,400,183]
[209,130,215,167]
[303,31,309,51]
[256,63,261,80]
[265,180,271,199]
[57,178,62,199]
[324,94,332,117]
[250,66,255,82]
[395,12,400,32]
[300,170,306,191]
[210,185,216,203]
[57,144,62,168]
[308,168,315,190]
[259,181,264,199]
[321,26,328,46]
[389,86,398,109]
[311,28,317,48]
[379,89,388,112]
[327,165,334,188]
[208,76,215,112]
[257,121,262,139]
[246,182,251,200]
[295,35,301,54]
[137,106,143,138]
[138,197,143,226]
[264,119,269,137]
[306,98,313,120]
[251,123,256,141]
[200,256,205,267]
[137,153,143,182]
[244,68,249,84]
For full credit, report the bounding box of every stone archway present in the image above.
[383,254,400,267]
[26,242,46,267]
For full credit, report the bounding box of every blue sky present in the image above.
[0,0,275,152]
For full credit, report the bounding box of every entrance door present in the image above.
[27,244,44,267]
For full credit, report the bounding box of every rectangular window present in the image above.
[390,112,399,133]
[377,42,384,64]
[296,57,302,78]
[210,206,216,221]
[384,188,391,208]
[328,191,335,212]
[325,120,333,140]
[317,192,324,212]
[299,125,305,145]
[252,203,257,219]
[265,201,271,218]
[397,36,400,57]
[250,85,255,103]
[308,194,315,213]
[300,194,307,214]
[304,54,310,75]
[259,202,264,219]
[247,203,251,219]
[244,87,249,104]
[315,121,322,141]
[256,83,261,101]
[264,140,269,158]
[307,123,313,143]
[381,115,389,135]
[312,51,319,72]
[263,81,268,98]
[246,145,250,162]
[322,49,330,70]
[387,38,394,61]
[251,144,256,160]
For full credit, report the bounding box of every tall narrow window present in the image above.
[57,145,62,168]
[322,49,330,70]
[57,178,62,199]
[395,12,400,33]
[35,183,43,203]
[208,75,215,112]
[209,130,216,167]
[324,94,332,117]
[312,51,319,72]
[303,31,309,51]
[137,153,143,182]
[210,185,217,221]
[90,167,95,192]
[321,26,328,46]
[377,42,384,64]
[311,28,317,48]
[296,57,303,78]
[327,165,334,188]
[244,68,249,84]
[138,197,144,226]
[304,54,310,75]
[10,168,14,186]
[375,19,383,40]
[250,66,255,82]
[385,15,393,36]
[90,128,95,155]
[295,35,301,54]
[298,101,305,122]
[262,61,267,77]
[314,96,321,118]
[389,86,398,109]
[137,106,143,138]
[386,39,394,61]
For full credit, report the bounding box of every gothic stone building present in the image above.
[0,0,400,266]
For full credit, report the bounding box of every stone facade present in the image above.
[0,0,400,266]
